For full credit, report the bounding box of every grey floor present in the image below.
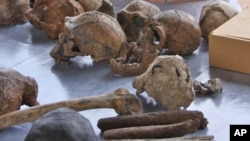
[0,0,249,141]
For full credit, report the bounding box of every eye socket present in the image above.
[134,16,145,27]
[152,29,160,45]
[117,13,127,25]
[71,46,80,52]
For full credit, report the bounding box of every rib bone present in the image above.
[0,88,142,129]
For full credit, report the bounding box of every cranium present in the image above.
[0,0,30,25]
[110,10,201,76]
[75,0,115,17]
[50,11,129,65]
[133,55,195,110]
[25,0,84,39]
[117,0,161,42]
[199,0,239,41]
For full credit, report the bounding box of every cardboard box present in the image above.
[209,8,250,74]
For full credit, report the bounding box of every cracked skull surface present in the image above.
[50,11,128,65]
[0,67,39,116]
[133,55,195,110]
[25,0,84,39]
[0,0,30,25]
[199,0,238,41]
[117,0,161,42]
[110,10,201,76]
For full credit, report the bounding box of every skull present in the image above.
[50,11,128,65]
[117,0,161,42]
[110,10,201,76]
[199,0,238,41]
[25,0,84,39]
[0,0,30,25]
[133,55,195,110]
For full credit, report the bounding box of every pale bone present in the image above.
[133,55,195,110]
[199,0,239,41]
[0,88,142,129]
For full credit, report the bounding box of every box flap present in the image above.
[212,8,250,40]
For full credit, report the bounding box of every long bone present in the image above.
[0,88,142,129]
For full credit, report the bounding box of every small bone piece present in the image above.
[0,67,39,116]
[199,0,239,41]
[0,0,30,25]
[103,119,201,139]
[0,88,142,129]
[98,110,208,132]
[193,78,223,95]
[25,108,97,141]
[133,55,195,110]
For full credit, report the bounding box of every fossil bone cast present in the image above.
[133,55,195,110]
[110,10,201,76]
[77,0,115,17]
[50,11,128,65]
[117,0,161,42]
[25,108,97,141]
[25,0,84,39]
[0,88,142,129]
[199,0,239,41]
[0,0,30,25]
[0,67,39,116]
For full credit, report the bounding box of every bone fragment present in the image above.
[103,119,201,139]
[98,110,208,132]
[0,88,142,129]
[193,78,223,95]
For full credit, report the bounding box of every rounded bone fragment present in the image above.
[25,0,84,39]
[50,11,127,64]
[0,0,30,25]
[0,67,39,116]
[133,55,195,110]
[77,0,103,11]
[199,0,239,41]
[25,107,97,141]
[117,0,161,42]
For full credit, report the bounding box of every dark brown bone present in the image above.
[103,119,201,139]
[98,110,208,132]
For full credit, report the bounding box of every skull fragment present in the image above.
[50,11,128,65]
[133,55,195,110]
[0,0,30,25]
[110,10,201,76]
[117,0,161,42]
[25,0,84,39]
[0,67,39,116]
[199,0,239,41]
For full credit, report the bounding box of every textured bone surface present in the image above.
[193,78,223,95]
[50,11,127,64]
[25,108,97,141]
[77,0,103,11]
[150,10,201,55]
[0,67,39,116]
[0,0,30,25]
[117,0,161,42]
[199,0,239,41]
[0,88,142,129]
[25,0,84,39]
[133,55,195,110]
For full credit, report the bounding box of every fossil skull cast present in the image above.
[117,0,161,42]
[133,55,195,110]
[25,0,84,39]
[0,0,30,25]
[199,0,238,41]
[50,11,128,65]
[110,10,201,76]
[77,0,115,17]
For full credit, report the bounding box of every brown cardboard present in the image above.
[209,8,250,74]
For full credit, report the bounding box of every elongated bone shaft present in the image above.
[98,110,208,132]
[103,119,200,139]
[0,88,142,129]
